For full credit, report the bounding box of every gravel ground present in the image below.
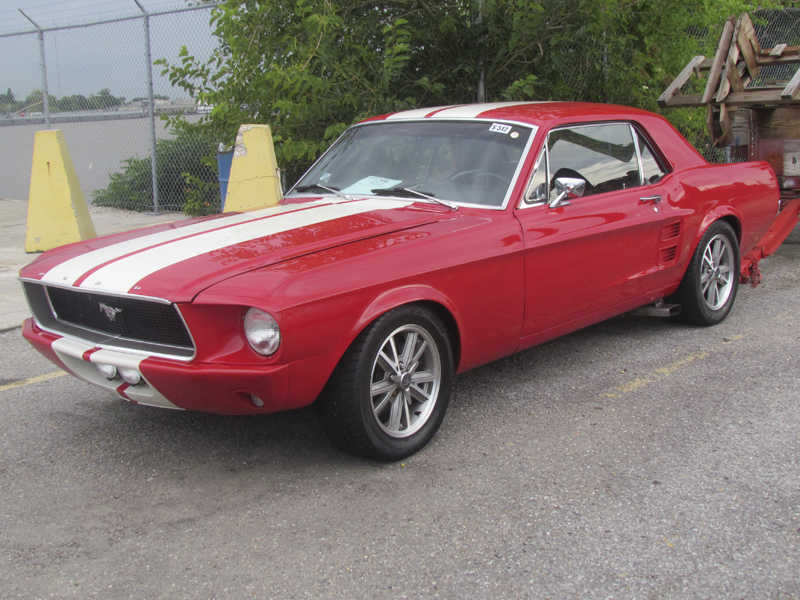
[1,234,798,600]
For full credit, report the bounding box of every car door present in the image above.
[515,122,671,337]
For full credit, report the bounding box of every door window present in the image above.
[547,123,640,201]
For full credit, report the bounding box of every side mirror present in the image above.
[550,177,586,209]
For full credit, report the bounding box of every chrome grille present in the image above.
[46,286,193,349]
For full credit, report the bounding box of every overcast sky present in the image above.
[0,0,218,102]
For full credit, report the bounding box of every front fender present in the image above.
[354,285,464,360]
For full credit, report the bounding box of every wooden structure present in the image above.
[659,13,800,199]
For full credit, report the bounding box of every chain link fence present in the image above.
[0,1,220,213]
[1,4,798,213]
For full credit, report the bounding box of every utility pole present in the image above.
[19,9,50,129]
[134,0,160,214]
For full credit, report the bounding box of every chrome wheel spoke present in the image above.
[703,249,714,268]
[403,400,412,431]
[712,239,724,263]
[377,350,398,375]
[388,395,403,431]
[371,377,397,417]
[411,339,428,364]
[409,384,431,404]
[401,331,418,366]
[707,282,718,306]
[373,391,392,417]
[371,378,395,396]
[411,369,435,385]
[388,336,401,369]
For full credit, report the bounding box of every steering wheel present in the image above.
[450,170,509,187]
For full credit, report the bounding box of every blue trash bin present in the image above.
[217,150,234,211]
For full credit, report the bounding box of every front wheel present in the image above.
[675,220,740,326]
[319,305,454,461]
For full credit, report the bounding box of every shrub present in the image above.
[92,128,219,213]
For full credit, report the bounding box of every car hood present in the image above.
[23,198,451,302]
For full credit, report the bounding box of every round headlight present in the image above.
[244,307,281,356]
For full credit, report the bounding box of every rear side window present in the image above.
[636,130,667,184]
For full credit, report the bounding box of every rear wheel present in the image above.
[675,220,739,326]
[319,305,454,461]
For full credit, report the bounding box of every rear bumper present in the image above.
[22,319,290,415]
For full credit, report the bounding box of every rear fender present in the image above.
[698,208,743,246]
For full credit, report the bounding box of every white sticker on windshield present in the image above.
[489,123,512,134]
[342,176,402,195]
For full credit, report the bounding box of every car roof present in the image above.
[364,101,659,128]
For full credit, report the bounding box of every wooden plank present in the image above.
[769,43,788,57]
[756,50,800,67]
[740,14,761,54]
[756,139,800,176]
[720,90,797,105]
[737,13,761,80]
[706,103,733,147]
[717,15,745,102]
[702,19,736,104]
[664,89,800,108]
[753,107,800,139]
[781,67,800,99]
[657,55,706,107]
[731,108,752,145]
[728,62,748,92]
[761,45,800,55]
[717,103,733,147]
[738,62,752,90]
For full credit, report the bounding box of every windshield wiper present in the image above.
[370,187,458,211]
[292,184,352,200]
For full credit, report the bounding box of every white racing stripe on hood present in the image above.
[42,202,323,287]
[78,198,411,294]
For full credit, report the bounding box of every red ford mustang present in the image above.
[20,102,779,460]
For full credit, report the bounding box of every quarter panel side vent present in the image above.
[660,221,682,242]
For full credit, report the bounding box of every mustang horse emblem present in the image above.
[98,302,123,322]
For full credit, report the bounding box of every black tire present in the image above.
[675,220,740,326]
[318,304,454,461]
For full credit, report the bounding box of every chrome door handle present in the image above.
[640,195,662,204]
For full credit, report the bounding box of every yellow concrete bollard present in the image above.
[223,124,283,213]
[25,130,96,253]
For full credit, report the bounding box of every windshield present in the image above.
[290,120,534,207]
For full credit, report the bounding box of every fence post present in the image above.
[134,0,160,214]
[18,10,50,129]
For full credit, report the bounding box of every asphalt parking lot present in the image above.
[2,235,799,600]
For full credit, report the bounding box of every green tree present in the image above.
[22,89,57,111]
[157,0,768,184]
